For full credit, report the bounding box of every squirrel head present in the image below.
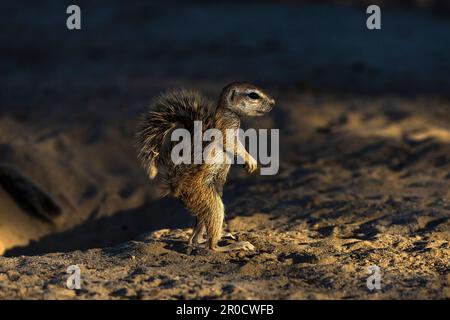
[220,82,275,117]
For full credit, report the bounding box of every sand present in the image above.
[0,1,448,299]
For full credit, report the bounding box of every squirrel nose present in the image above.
[269,98,275,107]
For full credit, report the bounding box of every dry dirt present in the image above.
[0,1,448,299]
[1,93,449,299]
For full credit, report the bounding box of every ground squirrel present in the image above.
[136,82,275,252]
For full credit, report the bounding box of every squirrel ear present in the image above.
[228,89,236,102]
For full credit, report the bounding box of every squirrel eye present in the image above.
[248,92,260,100]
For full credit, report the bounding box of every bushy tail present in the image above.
[136,89,214,179]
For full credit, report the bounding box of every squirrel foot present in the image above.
[222,232,237,240]
[187,226,207,254]
[196,237,207,244]
[186,238,207,254]
[186,240,207,255]
[211,241,255,252]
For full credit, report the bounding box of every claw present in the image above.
[245,162,257,174]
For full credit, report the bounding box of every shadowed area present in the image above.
[4,198,190,257]
[0,0,448,299]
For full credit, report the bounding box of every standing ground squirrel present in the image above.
[136,82,275,252]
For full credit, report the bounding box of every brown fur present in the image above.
[136,82,275,252]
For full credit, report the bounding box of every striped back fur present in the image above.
[136,89,215,179]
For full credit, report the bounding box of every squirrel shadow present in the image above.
[3,197,192,257]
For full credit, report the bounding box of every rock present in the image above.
[0,164,62,223]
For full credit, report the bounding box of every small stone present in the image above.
[237,251,247,259]
[7,271,20,281]
[111,288,128,297]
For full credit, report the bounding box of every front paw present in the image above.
[244,159,258,173]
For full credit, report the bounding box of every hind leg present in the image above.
[187,218,206,254]
[188,218,206,246]
[200,190,254,252]
[193,223,206,244]
[182,185,254,252]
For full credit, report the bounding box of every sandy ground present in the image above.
[0,1,449,299]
